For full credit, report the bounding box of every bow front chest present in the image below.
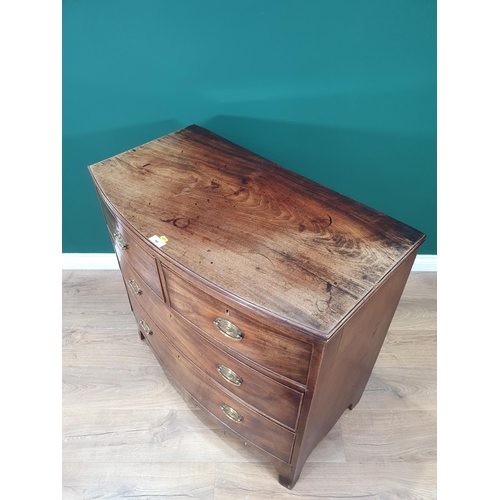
[88,125,425,488]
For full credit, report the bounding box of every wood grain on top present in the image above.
[88,125,425,335]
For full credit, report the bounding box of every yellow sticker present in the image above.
[160,235,168,243]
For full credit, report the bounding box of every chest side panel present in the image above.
[295,248,419,470]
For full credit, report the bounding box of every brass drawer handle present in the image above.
[128,278,142,295]
[217,364,242,386]
[213,317,243,341]
[113,231,128,249]
[139,319,152,335]
[220,404,243,423]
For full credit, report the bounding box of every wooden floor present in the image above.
[62,271,436,499]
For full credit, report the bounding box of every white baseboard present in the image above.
[62,253,437,272]
[411,255,437,272]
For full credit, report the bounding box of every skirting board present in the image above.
[62,253,437,272]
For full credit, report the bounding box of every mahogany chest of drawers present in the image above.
[88,125,425,488]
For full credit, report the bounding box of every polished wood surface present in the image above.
[62,270,436,499]
[89,125,424,335]
[87,125,426,489]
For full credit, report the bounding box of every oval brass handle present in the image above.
[213,318,243,341]
[139,319,152,335]
[217,364,242,386]
[128,278,142,295]
[113,231,128,249]
[220,404,243,423]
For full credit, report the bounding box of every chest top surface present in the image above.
[89,125,425,337]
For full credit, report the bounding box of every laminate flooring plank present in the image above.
[63,270,134,330]
[62,462,215,500]
[340,410,437,463]
[62,407,268,464]
[398,271,437,300]
[62,328,159,367]
[62,307,136,331]
[353,367,436,411]
[62,365,197,411]
[376,329,437,368]
[388,301,436,331]
[214,462,436,499]
[388,272,436,332]
[63,270,124,295]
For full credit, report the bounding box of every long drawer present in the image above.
[133,303,296,463]
[162,264,312,385]
[124,258,303,429]
[99,197,164,300]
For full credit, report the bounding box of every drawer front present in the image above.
[134,307,295,463]
[130,292,302,430]
[162,265,312,385]
[99,196,163,300]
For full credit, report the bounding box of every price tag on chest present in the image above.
[149,235,168,248]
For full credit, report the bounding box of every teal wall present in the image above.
[63,0,436,254]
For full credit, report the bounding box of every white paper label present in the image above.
[149,235,167,248]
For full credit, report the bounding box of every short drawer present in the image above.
[120,256,160,313]
[99,196,163,300]
[130,294,302,430]
[162,265,312,385]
